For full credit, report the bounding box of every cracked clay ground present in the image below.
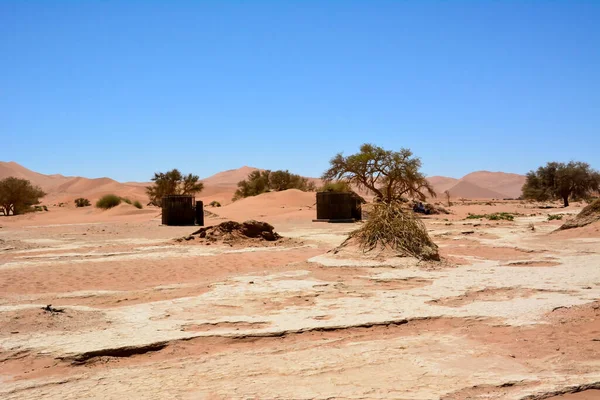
[0,204,599,399]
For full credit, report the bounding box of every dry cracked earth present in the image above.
[1,208,599,399]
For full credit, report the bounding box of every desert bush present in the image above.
[147,169,204,206]
[0,177,46,216]
[345,202,439,260]
[74,198,91,207]
[522,161,600,207]
[133,200,143,209]
[320,181,352,192]
[547,214,563,221]
[233,170,312,201]
[443,190,452,206]
[96,194,122,210]
[43,205,48,211]
[209,201,221,207]
[121,197,132,205]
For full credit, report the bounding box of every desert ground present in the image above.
[1,186,599,400]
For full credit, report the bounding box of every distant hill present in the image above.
[459,171,526,198]
[427,176,459,194]
[201,166,261,187]
[1,161,526,204]
[0,161,148,205]
[427,171,526,199]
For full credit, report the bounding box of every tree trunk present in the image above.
[563,196,569,207]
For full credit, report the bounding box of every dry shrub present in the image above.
[185,220,282,244]
[558,199,600,230]
[345,201,439,260]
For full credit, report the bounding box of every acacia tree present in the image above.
[146,169,204,206]
[232,170,314,201]
[0,177,46,216]
[321,144,435,203]
[522,161,600,207]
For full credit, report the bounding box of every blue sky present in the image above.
[1,1,599,181]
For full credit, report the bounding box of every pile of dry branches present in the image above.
[348,201,439,260]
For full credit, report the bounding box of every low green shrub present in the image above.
[121,197,132,205]
[466,214,485,219]
[133,200,143,209]
[466,212,515,221]
[547,214,564,221]
[209,201,221,207]
[96,194,122,210]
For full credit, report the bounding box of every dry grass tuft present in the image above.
[344,202,439,260]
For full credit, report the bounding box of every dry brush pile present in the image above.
[340,201,440,261]
[178,220,283,245]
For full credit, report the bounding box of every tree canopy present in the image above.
[321,143,435,203]
[522,161,600,207]
[146,169,204,206]
[0,177,46,216]
[233,170,315,201]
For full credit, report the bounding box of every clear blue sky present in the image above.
[1,1,599,181]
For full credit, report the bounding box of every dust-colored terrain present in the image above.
[1,191,599,400]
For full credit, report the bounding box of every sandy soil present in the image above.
[1,197,599,399]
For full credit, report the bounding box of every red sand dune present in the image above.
[2,161,526,204]
[427,176,459,194]
[460,171,526,198]
[428,171,526,199]
[212,189,315,221]
[202,166,261,186]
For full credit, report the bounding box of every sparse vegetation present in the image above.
[133,200,143,209]
[319,181,352,193]
[522,161,600,207]
[146,169,204,207]
[344,201,439,260]
[209,201,221,207]
[233,170,314,201]
[0,177,46,216]
[121,197,132,205]
[466,212,516,221]
[444,190,452,206]
[96,194,122,210]
[74,198,91,207]
[548,214,564,221]
[322,143,435,203]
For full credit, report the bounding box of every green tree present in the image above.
[522,161,600,207]
[232,170,314,201]
[269,170,310,192]
[0,177,46,216]
[321,144,435,203]
[146,169,204,206]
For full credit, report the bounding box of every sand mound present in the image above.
[180,220,283,245]
[102,203,154,217]
[558,200,600,230]
[213,189,315,221]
